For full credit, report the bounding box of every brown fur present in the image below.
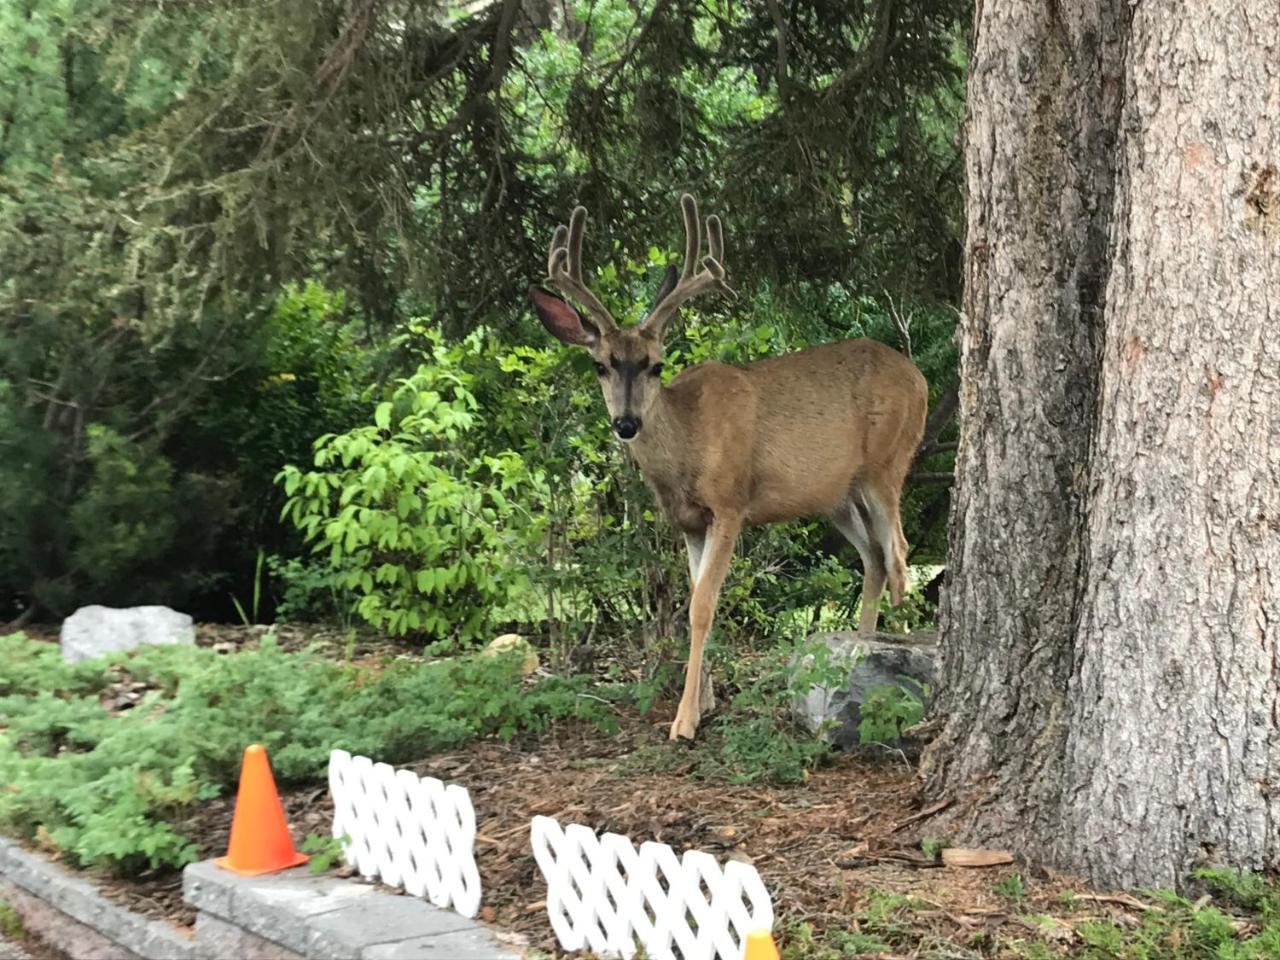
[531,197,928,740]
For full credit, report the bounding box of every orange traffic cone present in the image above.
[215,744,309,876]
[743,928,780,960]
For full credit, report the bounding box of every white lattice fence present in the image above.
[328,750,481,918]
[530,815,773,959]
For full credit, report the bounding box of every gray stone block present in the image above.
[60,605,195,663]
[0,839,195,960]
[361,925,522,960]
[306,896,477,959]
[792,630,938,749]
[195,913,303,960]
[0,879,138,960]
[182,860,236,921]
[3,848,520,960]
[182,861,507,960]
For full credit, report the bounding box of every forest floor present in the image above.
[12,624,1274,958]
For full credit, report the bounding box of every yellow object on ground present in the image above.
[483,634,540,675]
[743,928,779,960]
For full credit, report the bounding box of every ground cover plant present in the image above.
[0,630,614,873]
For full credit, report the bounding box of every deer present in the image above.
[529,195,928,741]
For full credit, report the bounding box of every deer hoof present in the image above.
[669,709,700,741]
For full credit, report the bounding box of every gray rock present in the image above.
[59,605,195,663]
[792,631,938,750]
[183,860,519,960]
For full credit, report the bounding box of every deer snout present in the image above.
[612,415,641,440]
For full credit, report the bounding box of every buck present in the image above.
[530,195,928,741]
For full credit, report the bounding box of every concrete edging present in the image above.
[0,839,522,960]
[0,837,197,960]
[183,860,522,959]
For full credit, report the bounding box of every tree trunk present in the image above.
[925,0,1280,890]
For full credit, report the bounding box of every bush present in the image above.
[0,269,374,621]
[695,635,851,784]
[278,330,547,643]
[0,632,613,874]
[858,682,927,744]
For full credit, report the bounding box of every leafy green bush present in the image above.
[0,632,612,875]
[278,330,547,643]
[0,266,374,620]
[858,681,928,744]
[266,554,353,624]
[697,636,851,784]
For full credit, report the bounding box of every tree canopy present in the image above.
[1,0,964,622]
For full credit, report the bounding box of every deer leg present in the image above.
[861,482,909,606]
[671,515,740,741]
[683,529,715,715]
[831,498,888,633]
[682,530,706,587]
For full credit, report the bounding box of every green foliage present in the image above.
[0,899,22,940]
[1066,874,1280,960]
[780,921,891,959]
[995,873,1026,902]
[698,636,850,784]
[0,268,373,619]
[279,330,547,643]
[921,835,947,861]
[266,554,353,625]
[0,632,613,874]
[1193,868,1280,920]
[858,681,928,744]
[301,832,350,875]
[68,427,176,586]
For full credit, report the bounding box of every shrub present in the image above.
[278,330,547,643]
[858,681,927,744]
[698,635,851,784]
[0,632,612,874]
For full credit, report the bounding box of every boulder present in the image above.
[59,605,196,663]
[792,630,938,750]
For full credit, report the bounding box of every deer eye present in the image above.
[593,361,607,376]
[650,362,664,377]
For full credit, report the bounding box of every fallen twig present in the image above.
[891,798,954,833]
[1075,892,1154,911]
[836,853,945,870]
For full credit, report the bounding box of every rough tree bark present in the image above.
[924,0,1280,889]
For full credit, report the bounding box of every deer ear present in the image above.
[529,286,600,347]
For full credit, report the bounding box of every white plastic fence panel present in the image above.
[530,815,773,960]
[328,749,481,918]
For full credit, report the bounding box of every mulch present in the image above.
[87,710,1093,957]
[421,716,924,951]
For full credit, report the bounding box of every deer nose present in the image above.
[612,416,641,440]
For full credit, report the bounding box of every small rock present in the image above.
[791,630,938,750]
[59,605,196,663]
[482,634,540,675]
